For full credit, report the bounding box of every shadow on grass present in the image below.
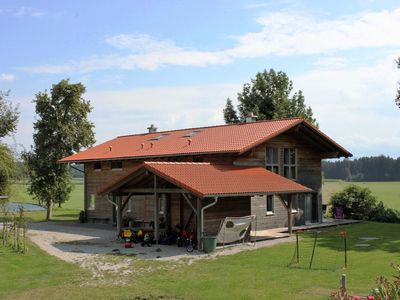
[299,222,400,254]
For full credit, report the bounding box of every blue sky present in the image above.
[1,0,399,158]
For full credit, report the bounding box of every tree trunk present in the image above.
[47,200,53,221]
[58,202,62,208]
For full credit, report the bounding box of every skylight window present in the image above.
[150,134,169,141]
[182,130,201,137]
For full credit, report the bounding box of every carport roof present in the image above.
[97,162,312,198]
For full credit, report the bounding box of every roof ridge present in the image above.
[117,117,304,138]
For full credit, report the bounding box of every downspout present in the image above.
[200,196,218,250]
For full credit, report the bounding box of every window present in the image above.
[266,147,279,174]
[111,161,123,170]
[182,130,201,137]
[266,195,274,215]
[88,194,95,210]
[283,148,297,179]
[150,134,169,141]
[94,162,101,171]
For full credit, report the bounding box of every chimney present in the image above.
[245,113,257,123]
[147,124,157,133]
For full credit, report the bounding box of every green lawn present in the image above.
[1,222,400,299]
[7,180,84,222]
[323,180,400,210]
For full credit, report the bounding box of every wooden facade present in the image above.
[83,127,326,235]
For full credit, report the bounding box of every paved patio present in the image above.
[251,218,361,241]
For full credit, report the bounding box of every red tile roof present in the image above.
[98,162,312,197]
[60,118,351,163]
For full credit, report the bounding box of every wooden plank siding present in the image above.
[202,197,251,235]
[233,130,323,226]
[250,195,289,229]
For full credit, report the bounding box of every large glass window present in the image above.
[266,147,280,174]
[283,148,297,179]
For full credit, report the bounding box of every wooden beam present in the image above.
[115,194,122,234]
[120,193,133,211]
[154,175,159,243]
[121,188,186,194]
[182,193,197,215]
[197,197,201,250]
[288,195,293,234]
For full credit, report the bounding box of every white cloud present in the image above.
[19,7,400,74]
[13,6,46,17]
[0,73,16,81]
[7,84,240,150]
[294,53,400,157]
[312,56,348,68]
[86,83,240,140]
[226,9,400,58]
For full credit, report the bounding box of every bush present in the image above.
[330,185,377,220]
[330,185,400,223]
[370,202,400,223]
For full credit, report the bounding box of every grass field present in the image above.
[2,181,400,299]
[7,179,84,222]
[7,179,400,222]
[1,222,400,299]
[323,180,400,210]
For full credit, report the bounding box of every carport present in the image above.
[97,161,312,250]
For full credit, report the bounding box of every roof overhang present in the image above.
[97,162,313,198]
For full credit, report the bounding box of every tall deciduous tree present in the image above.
[0,91,19,138]
[224,69,317,125]
[223,98,239,124]
[0,144,16,195]
[23,80,95,220]
[396,58,400,108]
[0,91,19,195]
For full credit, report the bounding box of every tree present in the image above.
[0,144,16,195]
[223,98,239,124]
[0,91,19,195]
[396,57,400,109]
[23,80,95,220]
[0,91,19,138]
[224,69,317,125]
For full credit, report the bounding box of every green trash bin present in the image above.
[202,235,217,253]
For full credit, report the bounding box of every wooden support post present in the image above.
[153,175,159,243]
[288,195,293,234]
[196,197,201,251]
[115,194,122,234]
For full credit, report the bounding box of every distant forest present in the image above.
[322,156,400,181]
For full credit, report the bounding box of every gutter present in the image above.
[200,197,218,250]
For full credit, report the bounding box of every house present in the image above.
[60,117,351,245]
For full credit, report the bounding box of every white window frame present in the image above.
[266,195,274,215]
[266,147,280,174]
[283,148,297,180]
